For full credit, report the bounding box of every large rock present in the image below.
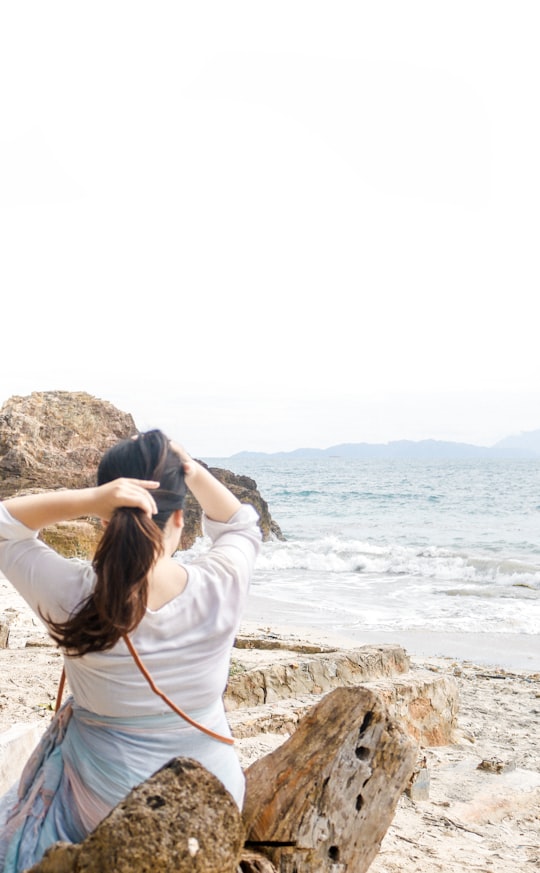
[0,391,137,495]
[367,671,459,746]
[27,757,244,873]
[0,391,283,556]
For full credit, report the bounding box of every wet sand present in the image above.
[243,593,540,672]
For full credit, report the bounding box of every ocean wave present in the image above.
[254,536,540,592]
[183,530,540,634]
[442,585,538,600]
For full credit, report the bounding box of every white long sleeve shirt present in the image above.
[0,503,261,718]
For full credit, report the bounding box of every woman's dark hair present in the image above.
[47,430,186,656]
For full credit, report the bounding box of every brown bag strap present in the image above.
[122,634,234,745]
[55,667,67,713]
[55,637,234,747]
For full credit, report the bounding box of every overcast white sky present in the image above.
[1,2,539,456]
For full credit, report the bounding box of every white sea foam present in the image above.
[185,529,540,635]
[254,536,540,592]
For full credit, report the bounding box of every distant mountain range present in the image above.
[229,429,540,460]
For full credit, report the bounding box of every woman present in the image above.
[0,430,261,872]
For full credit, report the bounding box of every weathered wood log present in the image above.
[27,758,244,873]
[242,686,417,873]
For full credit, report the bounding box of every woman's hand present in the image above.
[90,479,160,521]
[169,442,197,482]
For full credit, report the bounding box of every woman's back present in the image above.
[61,505,260,716]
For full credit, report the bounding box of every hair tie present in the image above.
[153,488,186,513]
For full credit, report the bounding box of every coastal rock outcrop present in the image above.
[225,640,459,749]
[0,391,137,494]
[225,643,412,709]
[0,391,283,555]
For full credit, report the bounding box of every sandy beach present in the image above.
[1,582,539,872]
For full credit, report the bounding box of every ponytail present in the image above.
[47,508,163,655]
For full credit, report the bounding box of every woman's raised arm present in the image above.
[3,479,160,531]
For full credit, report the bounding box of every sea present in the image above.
[200,457,540,672]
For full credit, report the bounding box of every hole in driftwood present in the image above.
[328,845,340,861]
[356,793,364,811]
[355,745,370,760]
[362,775,371,788]
[359,711,374,735]
[146,794,166,809]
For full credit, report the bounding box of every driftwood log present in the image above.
[26,758,244,873]
[242,686,417,873]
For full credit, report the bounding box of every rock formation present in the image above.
[0,391,137,494]
[182,467,283,545]
[225,640,459,750]
[0,391,283,555]
[26,757,245,873]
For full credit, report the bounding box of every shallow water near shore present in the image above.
[203,456,540,671]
